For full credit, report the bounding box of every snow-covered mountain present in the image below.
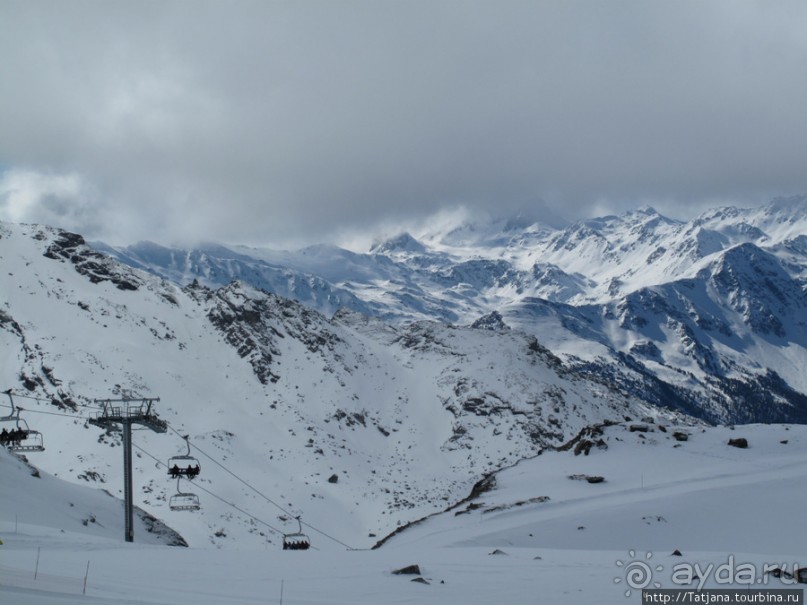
[1,221,675,549]
[100,198,807,424]
[2,201,806,605]
[4,422,806,604]
[1,198,805,551]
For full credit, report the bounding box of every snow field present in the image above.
[3,422,806,604]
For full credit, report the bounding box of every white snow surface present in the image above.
[1,208,806,603]
[2,422,805,604]
[99,200,807,423]
[1,221,668,552]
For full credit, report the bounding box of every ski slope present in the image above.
[2,422,805,604]
[1,221,666,550]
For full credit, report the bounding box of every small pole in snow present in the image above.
[34,546,40,580]
[83,560,90,595]
[279,579,284,605]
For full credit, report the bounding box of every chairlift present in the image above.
[282,516,310,551]
[167,435,200,479]
[1,390,45,452]
[168,477,200,511]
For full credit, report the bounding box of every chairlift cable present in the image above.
[2,390,105,410]
[165,423,295,518]
[2,389,352,548]
[298,520,354,550]
[14,408,93,420]
[165,423,354,549]
[131,442,285,537]
[189,482,285,537]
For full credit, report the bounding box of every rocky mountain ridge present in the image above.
[98,198,807,424]
[1,220,676,548]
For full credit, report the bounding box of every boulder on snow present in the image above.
[574,438,606,456]
[728,438,748,449]
[392,564,422,575]
[568,474,605,483]
[328,473,339,483]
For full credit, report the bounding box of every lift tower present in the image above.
[89,397,167,542]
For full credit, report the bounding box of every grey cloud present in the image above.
[1,1,806,245]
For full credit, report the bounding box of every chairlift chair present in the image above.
[282,516,311,551]
[1,390,45,452]
[167,435,200,479]
[169,477,200,511]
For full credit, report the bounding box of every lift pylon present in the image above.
[89,397,167,542]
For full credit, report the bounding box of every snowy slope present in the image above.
[0,199,804,599]
[98,199,807,425]
[387,421,807,556]
[0,447,185,547]
[1,221,670,550]
[2,423,805,605]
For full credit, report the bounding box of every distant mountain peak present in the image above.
[470,310,510,331]
[636,205,659,215]
[765,195,807,216]
[370,232,426,255]
[57,199,806,429]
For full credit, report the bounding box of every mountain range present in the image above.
[98,197,807,424]
[0,197,804,548]
[1,220,667,548]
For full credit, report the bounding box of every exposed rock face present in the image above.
[44,231,143,291]
[99,201,807,426]
[6,220,679,546]
[191,281,345,385]
[728,437,748,449]
[470,311,510,332]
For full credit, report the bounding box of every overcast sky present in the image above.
[1,1,806,248]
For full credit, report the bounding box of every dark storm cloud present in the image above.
[1,1,806,245]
